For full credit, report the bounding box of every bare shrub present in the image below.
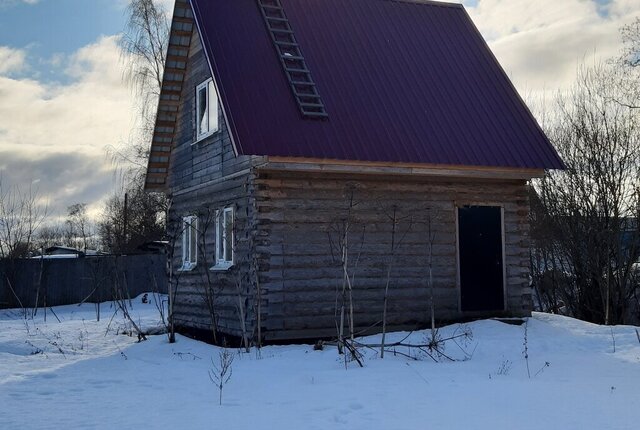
[209,347,235,406]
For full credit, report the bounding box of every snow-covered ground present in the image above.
[1,297,639,430]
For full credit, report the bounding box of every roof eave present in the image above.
[143,0,194,192]
[259,156,547,180]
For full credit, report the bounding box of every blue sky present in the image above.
[0,0,126,83]
[0,0,638,222]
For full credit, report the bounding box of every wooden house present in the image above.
[145,0,564,343]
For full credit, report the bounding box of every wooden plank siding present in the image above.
[167,25,261,194]
[253,170,532,341]
[166,23,263,341]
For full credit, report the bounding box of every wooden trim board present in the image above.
[261,156,545,180]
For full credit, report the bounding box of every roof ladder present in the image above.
[257,0,328,119]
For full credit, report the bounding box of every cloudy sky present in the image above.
[0,0,639,222]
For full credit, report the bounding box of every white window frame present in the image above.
[212,207,234,270]
[195,78,219,142]
[180,215,198,271]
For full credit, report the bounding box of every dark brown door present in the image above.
[458,206,504,312]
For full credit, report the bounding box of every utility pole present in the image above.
[123,192,128,253]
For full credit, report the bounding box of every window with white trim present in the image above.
[195,78,219,141]
[214,207,234,268]
[181,215,198,270]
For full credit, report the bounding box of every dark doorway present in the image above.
[458,205,504,312]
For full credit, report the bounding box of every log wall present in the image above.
[169,172,258,340]
[254,170,532,340]
[166,23,261,341]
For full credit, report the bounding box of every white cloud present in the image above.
[455,0,640,103]
[0,36,137,218]
[47,53,66,68]
[0,46,27,75]
[0,0,39,8]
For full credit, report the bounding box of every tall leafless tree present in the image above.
[118,0,170,180]
[531,60,640,325]
[100,0,170,253]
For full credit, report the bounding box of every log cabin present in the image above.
[145,0,564,343]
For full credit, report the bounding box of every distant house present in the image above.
[145,0,564,342]
[44,246,84,257]
[33,246,103,259]
[136,240,169,255]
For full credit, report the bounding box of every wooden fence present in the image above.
[0,254,167,309]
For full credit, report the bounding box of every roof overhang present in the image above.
[144,0,194,192]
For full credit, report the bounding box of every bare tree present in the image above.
[83,257,109,321]
[110,257,148,341]
[66,203,94,251]
[612,18,640,110]
[380,205,398,359]
[35,223,65,251]
[165,211,184,343]
[531,60,640,325]
[115,0,170,183]
[620,17,640,69]
[328,184,365,361]
[195,207,221,345]
[423,207,439,343]
[380,205,412,359]
[194,201,254,351]
[0,179,48,259]
[99,0,170,254]
[121,0,169,129]
[98,186,167,253]
[209,347,234,406]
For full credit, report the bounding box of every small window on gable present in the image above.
[181,215,198,271]
[213,207,234,269]
[195,78,219,142]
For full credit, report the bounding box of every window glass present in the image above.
[215,207,234,266]
[208,80,219,133]
[195,78,218,140]
[189,219,198,265]
[217,210,224,262]
[224,209,233,262]
[197,85,208,135]
[182,216,197,269]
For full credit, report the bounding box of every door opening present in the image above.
[457,205,505,312]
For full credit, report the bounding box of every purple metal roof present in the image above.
[191,0,564,170]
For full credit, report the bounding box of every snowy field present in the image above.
[1,296,639,430]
